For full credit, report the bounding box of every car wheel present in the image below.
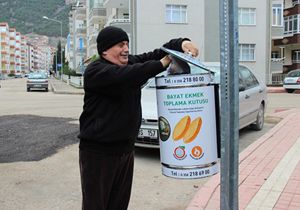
[286,89,295,93]
[45,88,48,92]
[27,88,30,92]
[251,103,264,131]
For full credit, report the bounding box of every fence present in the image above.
[61,74,83,88]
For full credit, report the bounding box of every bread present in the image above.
[172,115,191,140]
[183,117,202,143]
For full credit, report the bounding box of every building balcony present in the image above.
[107,18,130,33]
[283,62,300,73]
[274,34,300,46]
[272,25,284,39]
[284,3,300,17]
[104,0,128,9]
[75,9,86,20]
[1,69,9,73]
[1,41,7,45]
[271,60,284,73]
[89,7,106,24]
[1,60,9,64]
[76,27,87,35]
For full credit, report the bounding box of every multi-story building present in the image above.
[0,22,34,77]
[9,28,16,75]
[21,35,29,74]
[101,0,272,84]
[68,0,276,83]
[272,0,300,84]
[0,22,10,78]
[104,1,130,51]
[15,32,22,75]
[86,0,106,57]
[68,0,87,73]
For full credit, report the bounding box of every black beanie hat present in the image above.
[97,26,129,55]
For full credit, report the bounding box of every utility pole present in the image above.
[219,0,239,209]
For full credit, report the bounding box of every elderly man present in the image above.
[78,26,198,210]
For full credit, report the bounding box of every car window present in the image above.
[287,70,300,77]
[239,66,259,89]
[28,74,47,79]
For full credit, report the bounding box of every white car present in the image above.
[136,63,267,148]
[283,69,300,93]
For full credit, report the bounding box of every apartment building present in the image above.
[272,0,300,84]
[9,28,17,75]
[100,0,272,83]
[86,0,106,57]
[68,0,274,83]
[68,0,87,73]
[0,22,10,77]
[21,35,29,73]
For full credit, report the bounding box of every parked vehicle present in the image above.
[283,69,300,93]
[136,63,267,148]
[26,72,49,92]
[14,73,23,78]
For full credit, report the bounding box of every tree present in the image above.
[52,41,65,74]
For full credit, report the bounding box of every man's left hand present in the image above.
[182,40,199,57]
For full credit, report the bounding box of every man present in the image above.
[78,26,198,210]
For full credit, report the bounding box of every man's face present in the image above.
[103,41,129,66]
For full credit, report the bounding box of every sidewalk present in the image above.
[187,108,300,209]
[49,77,84,95]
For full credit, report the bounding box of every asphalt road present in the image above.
[0,78,294,210]
[0,115,79,163]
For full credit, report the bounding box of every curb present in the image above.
[49,80,84,95]
[267,87,286,93]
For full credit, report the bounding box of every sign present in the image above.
[156,74,219,179]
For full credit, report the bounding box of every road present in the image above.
[0,78,297,210]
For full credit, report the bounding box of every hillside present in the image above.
[0,0,70,37]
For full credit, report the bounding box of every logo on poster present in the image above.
[173,146,187,160]
[190,146,204,160]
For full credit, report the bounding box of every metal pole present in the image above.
[55,51,58,77]
[60,22,63,81]
[130,0,137,54]
[42,16,63,80]
[219,0,239,209]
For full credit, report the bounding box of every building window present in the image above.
[271,51,279,59]
[284,15,300,35]
[272,4,283,26]
[292,50,300,63]
[165,4,187,24]
[238,8,256,25]
[239,44,255,61]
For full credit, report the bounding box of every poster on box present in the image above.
[156,80,219,178]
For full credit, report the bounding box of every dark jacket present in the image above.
[78,38,188,154]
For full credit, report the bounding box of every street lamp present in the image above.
[43,16,63,79]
